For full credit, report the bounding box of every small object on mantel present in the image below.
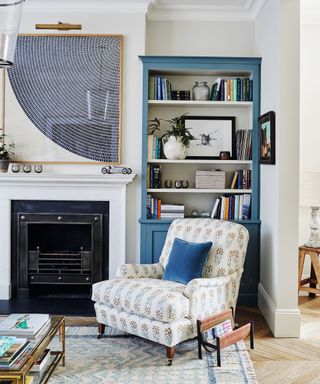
[219,151,231,160]
[35,22,82,30]
[101,166,132,175]
[23,164,32,173]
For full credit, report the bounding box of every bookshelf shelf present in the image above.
[147,159,252,165]
[139,56,261,306]
[147,188,252,194]
[148,100,252,108]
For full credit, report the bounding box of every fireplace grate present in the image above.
[28,247,92,284]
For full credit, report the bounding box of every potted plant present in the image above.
[161,114,194,160]
[0,134,15,173]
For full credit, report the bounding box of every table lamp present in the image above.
[300,171,320,248]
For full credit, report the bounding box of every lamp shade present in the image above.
[300,171,320,207]
[0,0,24,67]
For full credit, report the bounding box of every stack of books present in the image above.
[211,77,253,101]
[211,194,251,220]
[195,170,226,189]
[160,204,185,219]
[148,76,172,100]
[0,314,51,341]
[147,164,162,188]
[0,336,30,368]
[147,136,161,160]
[236,130,252,160]
[171,90,190,100]
[230,170,252,190]
[30,348,50,373]
[146,195,161,219]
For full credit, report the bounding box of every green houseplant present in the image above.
[149,114,194,160]
[0,134,15,173]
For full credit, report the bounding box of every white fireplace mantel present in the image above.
[0,173,136,300]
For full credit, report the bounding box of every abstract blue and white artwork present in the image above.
[3,34,122,163]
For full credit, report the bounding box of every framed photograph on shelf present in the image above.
[259,111,275,164]
[184,116,236,159]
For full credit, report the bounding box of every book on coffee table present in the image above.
[0,314,50,338]
[0,338,30,368]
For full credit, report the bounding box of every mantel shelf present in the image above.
[148,100,252,107]
[147,159,252,164]
[147,188,252,194]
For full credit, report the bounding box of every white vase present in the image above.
[162,136,187,160]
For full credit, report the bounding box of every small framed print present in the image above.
[184,116,236,159]
[259,111,275,164]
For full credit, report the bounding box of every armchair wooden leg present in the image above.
[97,322,105,339]
[166,346,175,366]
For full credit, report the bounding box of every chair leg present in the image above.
[166,346,175,366]
[97,322,105,339]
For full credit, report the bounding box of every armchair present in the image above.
[92,218,249,364]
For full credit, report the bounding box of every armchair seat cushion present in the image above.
[92,278,189,323]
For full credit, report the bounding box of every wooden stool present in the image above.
[298,245,320,297]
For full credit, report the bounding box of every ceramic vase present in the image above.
[192,81,210,101]
[162,136,187,160]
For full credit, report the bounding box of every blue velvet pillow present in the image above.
[162,237,212,284]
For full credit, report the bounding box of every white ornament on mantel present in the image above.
[0,172,136,299]
[162,136,187,160]
[305,206,320,248]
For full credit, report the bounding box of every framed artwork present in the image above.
[259,111,275,164]
[184,116,236,159]
[2,34,123,164]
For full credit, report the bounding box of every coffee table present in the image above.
[0,316,65,384]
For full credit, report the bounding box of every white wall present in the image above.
[255,0,301,336]
[146,20,255,56]
[10,9,146,263]
[299,23,320,265]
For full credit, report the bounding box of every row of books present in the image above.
[147,164,162,188]
[211,77,253,101]
[230,170,251,190]
[236,129,252,160]
[211,194,251,220]
[146,195,185,219]
[148,76,173,100]
[147,135,161,160]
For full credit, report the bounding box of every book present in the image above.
[230,171,238,189]
[30,348,50,372]
[0,337,16,357]
[211,320,233,338]
[0,314,50,337]
[0,338,29,368]
[211,198,220,219]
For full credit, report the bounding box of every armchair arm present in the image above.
[116,263,164,279]
[184,269,242,321]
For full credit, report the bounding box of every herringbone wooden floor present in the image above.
[68,296,320,383]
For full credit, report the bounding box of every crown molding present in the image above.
[147,0,267,22]
[23,0,155,14]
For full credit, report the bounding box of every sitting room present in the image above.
[0,0,318,383]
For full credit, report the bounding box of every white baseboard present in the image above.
[258,283,301,337]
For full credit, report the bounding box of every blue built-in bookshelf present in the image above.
[139,56,261,305]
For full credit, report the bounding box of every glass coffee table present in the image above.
[0,316,65,384]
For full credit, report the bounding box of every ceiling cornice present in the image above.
[23,0,155,13]
[147,0,267,22]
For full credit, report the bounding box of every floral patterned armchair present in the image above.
[92,218,249,364]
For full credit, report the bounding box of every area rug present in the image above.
[48,326,258,384]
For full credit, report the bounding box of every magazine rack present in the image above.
[196,308,254,367]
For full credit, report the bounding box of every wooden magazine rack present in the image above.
[196,308,254,367]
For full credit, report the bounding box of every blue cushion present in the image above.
[162,237,212,285]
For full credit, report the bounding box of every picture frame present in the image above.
[259,111,275,164]
[2,34,123,164]
[184,116,236,159]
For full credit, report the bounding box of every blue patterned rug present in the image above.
[48,326,258,384]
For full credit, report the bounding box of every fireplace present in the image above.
[11,201,109,298]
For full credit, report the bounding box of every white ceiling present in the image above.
[23,0,267,21]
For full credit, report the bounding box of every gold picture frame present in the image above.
[1,34,123,164]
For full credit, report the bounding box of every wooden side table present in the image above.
[298,245,320,297]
